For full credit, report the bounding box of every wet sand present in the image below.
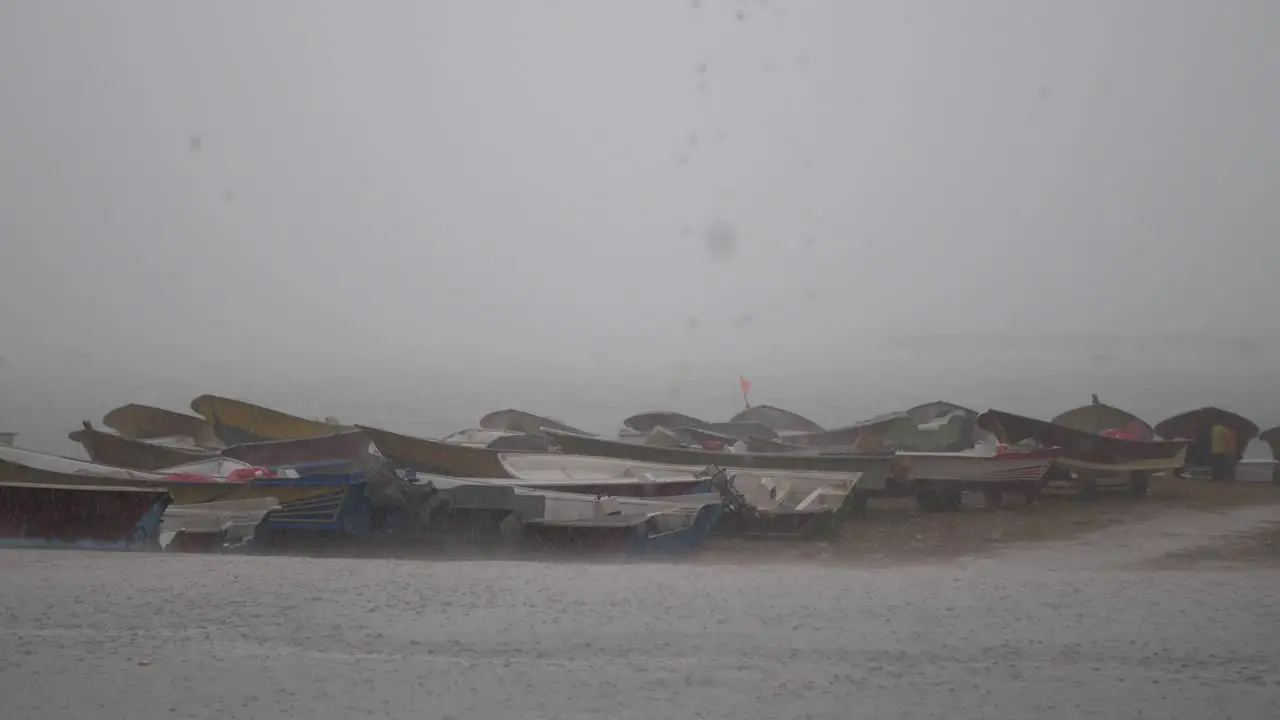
[3,480,1280,719]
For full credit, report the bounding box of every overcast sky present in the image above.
[2,1,1279,446]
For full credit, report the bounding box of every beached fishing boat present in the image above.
[897,449,1059,510]
[646,424,791,451]
[359,424,514,477]
[542,429,896,490]
[905,401,979,426]
[620,411,707,437]
[361,425,716,497]
[1154,407,1259,467]
[160,497,279,551]
[74,423,374,474]
[798,405,977,453]
[0,446,336,505]
[1051,396,1155,440]
[70,422,217,470]
[0,481,170,550]
[440,428,550,451]
[977,409,1187,496]
[102,403,223,448]
[219,429,375,472]
[379,470,722,554]
[705,466,862,538]
[728,405,825,435]
[190,394,346,445]
[250,473,380,548]
[498,453,712,496]
[478,409,593,437]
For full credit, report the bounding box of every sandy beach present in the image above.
[3,477,1280,719]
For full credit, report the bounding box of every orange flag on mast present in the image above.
[739,375,751,395]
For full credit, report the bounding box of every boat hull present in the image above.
[897,451,1057,484]
[0,482,169,550]
[0,453,341,505]
[358,425,515,477]
[544,429,896,490]
[190,394,345,445]
[70,426,216,470]
[102,404,221,447]
[977,410,1188,472]
[221,430,375,471]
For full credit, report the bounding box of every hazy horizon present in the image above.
[3,1,1279,454]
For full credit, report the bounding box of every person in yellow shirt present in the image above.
[1210,423,1238,482]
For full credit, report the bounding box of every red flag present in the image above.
[739,375,751,395]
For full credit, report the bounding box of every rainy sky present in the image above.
[2,1,1279,447]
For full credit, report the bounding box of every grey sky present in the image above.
[2,1,1279,449]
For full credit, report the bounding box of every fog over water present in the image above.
[2,2,1279,454]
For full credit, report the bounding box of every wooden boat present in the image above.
[542,429,896,490]
[977,409,1187,473]
[70,423,216,470]
[0,481,170,551]
[1051,395,1155,441]
[0,446,336,506]
[102,403,222,448]
[621,411,707,435]
[728,405,825,435]
[478,409,593,437]
[1154,407,1259,466]
[190,394,346,445]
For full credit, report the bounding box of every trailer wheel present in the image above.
[1129,471,1149,498]
[981,487,1003,509]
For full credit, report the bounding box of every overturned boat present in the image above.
[478,409,593,438]
[977,409,1187,496]
[620,410,708,437]
[441,427,549,450]
[1052,395,1155,440]
[1155,407,1259,469]
[728,404,825,436]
